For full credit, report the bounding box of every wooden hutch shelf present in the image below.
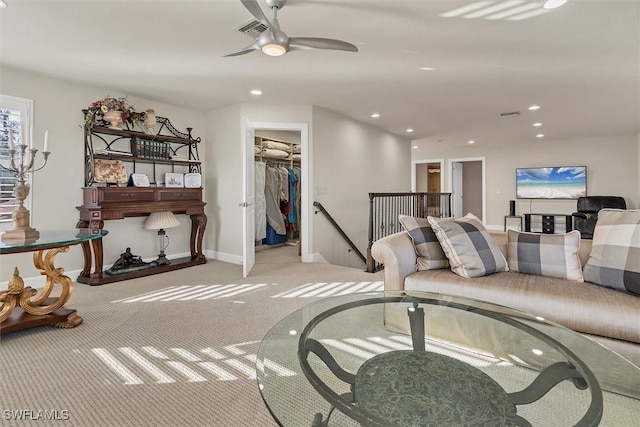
[77,115,207,285]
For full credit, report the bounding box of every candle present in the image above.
[29,126,33,148]
[8,128,13,145]
[44,130,49,152]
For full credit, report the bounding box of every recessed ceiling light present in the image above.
[371,113,380,118]
[406,128,414,133]
[468,140,475,144]
[250,89,262,96]
[419,67,436,71]
[0,1,7,8]
[543,0,568,9]
[413,145,419,149]
[528,105,541,111]
[533,122,542,127]
[536,134,545,138]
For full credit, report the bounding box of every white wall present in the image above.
[0,66,206,284]
[413,134,639,228]
[203,104,242,263]
[203,104,312,262]
[312,106,411,268]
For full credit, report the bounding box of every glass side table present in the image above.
[0,229,107,335]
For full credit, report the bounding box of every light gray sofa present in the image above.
[372,230,640,397]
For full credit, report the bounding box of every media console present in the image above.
[523,213,573,234]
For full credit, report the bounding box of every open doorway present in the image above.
[411,159,444,192]
[242,121,310,278]
[254,129,302,263]
[448,157,486,221]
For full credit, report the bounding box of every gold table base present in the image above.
[0,245,83,334]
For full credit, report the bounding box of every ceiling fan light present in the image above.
[262,43,287,56]
[543,0,568,9]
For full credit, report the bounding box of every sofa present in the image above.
[371,213,640,397]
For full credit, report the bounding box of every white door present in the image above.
[452,162,464,217]
[242,121,256,278]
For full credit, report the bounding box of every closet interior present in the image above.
[254,133,301,251]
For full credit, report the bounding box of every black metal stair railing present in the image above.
[313,201,366,265]
[366,192,452,272]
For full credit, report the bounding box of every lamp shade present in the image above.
[144,211,180,230]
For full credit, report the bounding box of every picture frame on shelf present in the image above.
[184,173,202,188]
[93,159,127,185]
[129,173,150,187]
[165,172,184,188]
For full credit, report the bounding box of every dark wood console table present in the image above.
[76,186,207,286]
[523,213,573,234]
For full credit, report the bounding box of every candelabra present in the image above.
[0,137,50,242]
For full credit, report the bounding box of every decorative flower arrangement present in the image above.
[85,96,136,127]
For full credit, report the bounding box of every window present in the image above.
[0,95,34,225]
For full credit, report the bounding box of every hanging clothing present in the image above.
[255,161,267,240]
[294,166,302,231]
[278,167,289,202]
[288,168,298,225]
[265,165,287,235]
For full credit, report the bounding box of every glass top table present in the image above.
[256,291,640,427]
[0,229,107,254]
[1,229,107,335]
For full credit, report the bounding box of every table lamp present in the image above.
[144,211,180,265]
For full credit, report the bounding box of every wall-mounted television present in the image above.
[516,166,587,199]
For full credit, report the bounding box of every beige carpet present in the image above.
[1,246,637,426]
[0,246,384,427]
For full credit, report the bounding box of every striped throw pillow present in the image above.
[507,230,584,282]
[398,215,449,271]
[427,213,508,278]
[583,209,640,295]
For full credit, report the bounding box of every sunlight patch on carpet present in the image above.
[111,283,269,303]
[271,281,383,298]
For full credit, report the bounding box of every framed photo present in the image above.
[130,173,150,187]
[165,172,184,188]
[184,173,202,188]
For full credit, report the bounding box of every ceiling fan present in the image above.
[225,0,358,57]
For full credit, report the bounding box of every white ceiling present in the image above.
[1,0,639,144]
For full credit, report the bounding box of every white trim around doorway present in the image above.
[447,157,487,223]
[246,121,312,263]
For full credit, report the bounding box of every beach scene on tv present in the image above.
[516,167,587,199]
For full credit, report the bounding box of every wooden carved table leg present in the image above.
[76,220,105,280]
[90,237,104,278]
[190,214,207,260]
[77,220,92,278]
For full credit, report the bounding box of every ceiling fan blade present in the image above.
[224,43,259,57]
[289,37,358,52]
[241,0,272,27]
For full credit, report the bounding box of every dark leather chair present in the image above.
[572,196,626,239]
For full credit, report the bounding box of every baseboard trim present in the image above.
[204,250,242,265]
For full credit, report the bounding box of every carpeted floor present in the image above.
[0,246,384,427]
[1,246,638,426]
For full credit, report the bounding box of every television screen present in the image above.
[516,166,587,199]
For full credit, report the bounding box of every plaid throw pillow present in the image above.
[507,230,584,282]
[427,213,508,278]
[583,209,640,295]
[398,215,448,271]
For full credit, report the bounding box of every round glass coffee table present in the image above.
[256,291,640,426]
